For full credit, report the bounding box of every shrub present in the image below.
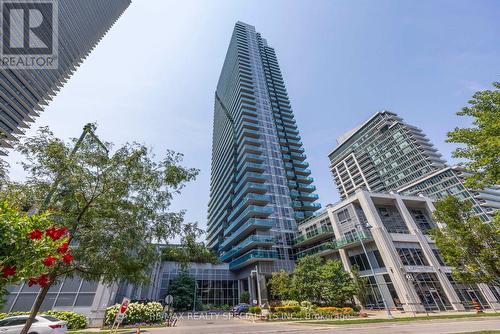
[0,311,87,330]
[45,311,87,330]
[315,306,355,315]
[104,302,163,325]
[272,305,301,313]
[249,306,261,314]
[300,301,313,312]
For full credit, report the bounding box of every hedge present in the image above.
[271,305,301,313]
[315,306,355,315]
[0,311,87,330]
[104,302,163,326]
[248,306,261,314]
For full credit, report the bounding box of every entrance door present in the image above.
[429,288,448,311]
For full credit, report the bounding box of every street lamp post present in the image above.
[356,224,393,319]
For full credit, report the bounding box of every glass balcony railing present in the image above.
[229,250,278,270]
[297,183,316,192]
[236,160,265,174]
[294,225,334,245]
[233,182,268,203]
[235,171,266,184]
[229,194,271,219]
[296,175,313,183]
[221,218,273,246]
[220,235,274,261]
[291,152,306,160]
[225,206,273,235]
[240,136,261,147]
[296,230,373,258]
[296,241,335,258]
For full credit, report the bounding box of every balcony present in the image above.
[291,152,306,161]
[295,230,373,258]
[229,194,271,218]
[222,218,273,246]
[239,152,264,164]
[240,136,261,147]
[229,249,278,270]
[294,225,334,246]
[220,235,274,261]
[233,182,268,203]
[238,128,260,140]
[296,240,336,258]
[225,206,273,235]
[296,175,314,184]
[235,171,266,184]
[297,183,316,192]
[294,168,311,175]
[334,230,373,249]
[236,161,265,174]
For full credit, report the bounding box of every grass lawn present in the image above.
[298,312,500,325]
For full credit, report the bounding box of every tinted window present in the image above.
[41,316,60,322]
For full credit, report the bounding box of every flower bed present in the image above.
[104,302,164,326]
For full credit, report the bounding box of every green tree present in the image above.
[166,271,200,311]
[0,201,67,304]
[268,270,293,301]
[240,290,250,303]
[351,266,369,309]
[292,256,356,306]
[0,124,198,334]
[447,82,500,189]
[160,225,220,267]
[430,196,500,286]
[319,260,356,306]
[292,255,323,303]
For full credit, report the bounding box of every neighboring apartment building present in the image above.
[327,111,499,221]
[0,0,131,155]
[294,189,500,312]
[207,22,320,304]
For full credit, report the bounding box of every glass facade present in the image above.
[208,22,320,274]
[0,0,131,155]
[158,263,239,307]
[2,277,99,312]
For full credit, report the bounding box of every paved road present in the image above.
[134,316,500,334]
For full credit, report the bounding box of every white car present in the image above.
[0,315,67,334]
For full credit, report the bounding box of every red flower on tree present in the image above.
[42,255,57,267]
[62,253,74,264]
[28,277,38,287]
[37,274,49,287]
[45,227,67,241]
[57,242,69,254]
[1,265,16,278]
[28,229,43,240]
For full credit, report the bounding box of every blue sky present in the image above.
[6,0,500,234]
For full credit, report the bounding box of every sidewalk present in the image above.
[363,309,498,319]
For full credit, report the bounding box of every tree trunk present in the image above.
[19,281,52,334]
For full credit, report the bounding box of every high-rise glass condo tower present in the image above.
[0,0,131,155]
[208,22,320,284]
[328,111,499,221]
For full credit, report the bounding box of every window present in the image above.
[397,247,429,266]
[349,253,371,271]
[376,206,409,234]
[337,209,350,223]
[410,209,435,234]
